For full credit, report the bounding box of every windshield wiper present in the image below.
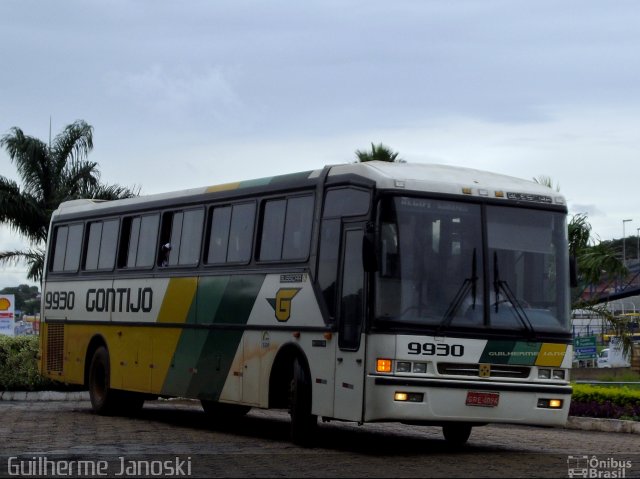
[493,252,536,339]
[437,249,477,335]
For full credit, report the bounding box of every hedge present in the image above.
[570,383,640,421]
[0,335,59,391]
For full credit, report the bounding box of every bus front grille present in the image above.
[46,324,65,373]
[437,362,531,379]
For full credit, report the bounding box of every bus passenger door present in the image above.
[333,226,366,422]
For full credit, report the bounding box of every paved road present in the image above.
[1,400,639,478]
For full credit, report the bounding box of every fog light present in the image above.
[538,369,551,379]
[396,361,411,373]
[413,362,427,373]
[549,399,563,408]
[394,392,424,402]
[552,369,565,380]
[537,398,563,409]
[395,392,408,401]
[377,359,392,373]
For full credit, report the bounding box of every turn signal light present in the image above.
[376,358,392,373]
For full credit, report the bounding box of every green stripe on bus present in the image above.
[162,275,266,399]
[267,170,313,185]
[236,171,313,190]
[479,340,541,365]
[187,275,265,399]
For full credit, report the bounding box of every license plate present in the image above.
[465,391,500,407]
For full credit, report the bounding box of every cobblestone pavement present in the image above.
[1,400,639,478]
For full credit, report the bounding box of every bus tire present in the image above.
[88,347,145,416]
[88,346,119,415]
[289,357,317,446]
[442,423,472,446]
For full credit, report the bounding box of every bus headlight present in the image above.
[552,369,565,380]
[396,361,411,373]
[412,362,427,373]
[538,369,551,379]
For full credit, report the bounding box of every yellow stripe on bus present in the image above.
[152,277,198,392]
[206,182,241,193]
[534,343,567,367]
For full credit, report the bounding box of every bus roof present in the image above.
[330,161,565,204]
[52,161,566,220]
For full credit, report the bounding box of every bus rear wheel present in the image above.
[289,357,317,446]
[442,423,472,446]
[88,346,144,415]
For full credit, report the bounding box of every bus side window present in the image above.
[282,195,313,260]
[51,223,84,273]
[258,194,314,262]
[227,203,255,263]
[158,208,204,267]
[117,214,159,269]
[317,218,340,321]
[206,206,232,264]
[205,202,255,264]
[339,229,364,350]
[84,219,119,271]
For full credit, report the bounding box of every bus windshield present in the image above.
[375,196,570,335]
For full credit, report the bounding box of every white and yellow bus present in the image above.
[40,161,573,445]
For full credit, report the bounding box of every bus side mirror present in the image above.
[569,256,578,288]
[363,225,378,273]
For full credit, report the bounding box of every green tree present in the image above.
[0,284,40,315]
[0,120,139,282]
[355,142,404,163]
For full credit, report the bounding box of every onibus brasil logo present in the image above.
[567,455,632,478]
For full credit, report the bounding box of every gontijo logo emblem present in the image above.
[267,288,301,322]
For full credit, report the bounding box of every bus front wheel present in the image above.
[442,423,472,446]
[289,357,317,446]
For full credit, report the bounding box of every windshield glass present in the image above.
[486,205,569,333]
[375,196,570,335]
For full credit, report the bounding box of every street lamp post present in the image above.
[623,219,632,264]
[637,228,640,262]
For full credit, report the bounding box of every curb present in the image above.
[565,416,640,435]
[0,390,89,401]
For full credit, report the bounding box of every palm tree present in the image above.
[534,177,633,352]
[533,175,560,192]
[355,143,404,163]
[0,120,139,282]
[568,212,633,353]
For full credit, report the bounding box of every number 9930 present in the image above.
[408,342,464,357]
[44,291,75,310]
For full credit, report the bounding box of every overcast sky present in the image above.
[1,0,640,289]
